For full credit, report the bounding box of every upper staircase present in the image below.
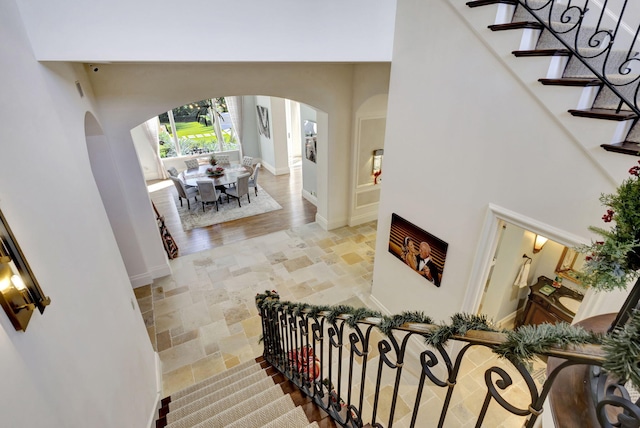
[457,0,640,183]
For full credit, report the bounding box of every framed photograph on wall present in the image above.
[388,213,448,287]
[257,105,270,138]
[305,136,317,163]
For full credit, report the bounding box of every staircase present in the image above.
[154,357,336,428]
[457,0,640,183]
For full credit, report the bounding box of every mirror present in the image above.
[555,247,586,284]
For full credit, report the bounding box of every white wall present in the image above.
[372,0,623,321]
[242,96,261,159]
[15,0,396,62]
[131,119,161,181]
[0,0,159,426]
[270,97,290,175]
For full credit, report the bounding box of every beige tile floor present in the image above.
[135,221,546,427]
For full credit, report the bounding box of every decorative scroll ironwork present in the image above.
[258,301,640,427]
[518,0,640,114]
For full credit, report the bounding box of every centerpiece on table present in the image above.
[206,166,225,177]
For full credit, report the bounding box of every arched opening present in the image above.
[133,96,326,255]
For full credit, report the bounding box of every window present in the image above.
[158,97,239,158]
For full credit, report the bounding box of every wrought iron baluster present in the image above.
[520,0,640,114]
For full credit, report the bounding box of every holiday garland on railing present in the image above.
[256,290,640,388]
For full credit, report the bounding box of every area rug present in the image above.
[175,186,282,230]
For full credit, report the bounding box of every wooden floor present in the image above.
[148,164,317,256]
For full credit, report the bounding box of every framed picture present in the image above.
[305,136,317,163]
[257,105,270,138]
[388,213,448,287]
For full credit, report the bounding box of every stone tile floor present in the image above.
[135,221,378,396]
[135,221,546,427]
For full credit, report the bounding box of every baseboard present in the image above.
[131,264,171,289]
[302,189,318,207]
[149,263,172,281]
[348,211,378,227]
[315,214,328,230]
[147,352,163,428]
[261,161,289,176]
[130,272,154,289]
[274,166,291,176]
[496,310,518,329]
[321,216,348,231]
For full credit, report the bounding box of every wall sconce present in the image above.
[533,234,549,254]
[0,209,50,331]
[372,149,384,184]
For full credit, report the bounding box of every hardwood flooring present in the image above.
[147,164,317,256]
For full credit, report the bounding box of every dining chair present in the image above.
[241,156,253,167]
[167,167,179,177]
[169,176,198,209]
[224,173,251,207]
[248,163,261,196]
[216,155,230,165]
[184,159,199,169]
[196,181,222,212]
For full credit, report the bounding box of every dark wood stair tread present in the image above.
[489,22,544,31]
[539,77,602,87]
[466,0,517,7]
[601,141,640,156]
[513,49,571,57]
[569,108,638,121]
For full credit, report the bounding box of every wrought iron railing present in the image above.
[257,293,640,427]
[515,0,640,115]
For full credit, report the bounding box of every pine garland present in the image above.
[378,311,433,336]
[601,309,640,389]
[494,323,601,363]
[345,308,383,328]
[254,290,639,385]
[425,313,498,347]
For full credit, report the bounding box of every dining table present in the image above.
[181,163,250,188]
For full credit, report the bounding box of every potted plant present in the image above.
[576,161,640,332]
[209,155,217,166]
[576,161,640,292]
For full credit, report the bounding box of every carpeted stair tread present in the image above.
[170,360,261,400]
[568,108,637,121]
[624,122,640,144]
[167,384,284,428]
[466,0,517,7]
[261,407,317,428]
[166,377,276,424]
[563,49,637,79]
[198,394,296,428]
[169,370,270,411]
[592,76,639,111]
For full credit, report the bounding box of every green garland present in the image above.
[255,291,639,388]
[425,313,498,347]
[494,323,601,363]
[602,309,640,388]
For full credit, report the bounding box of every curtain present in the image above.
[226,96,244,159]
[143,118,168,179]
